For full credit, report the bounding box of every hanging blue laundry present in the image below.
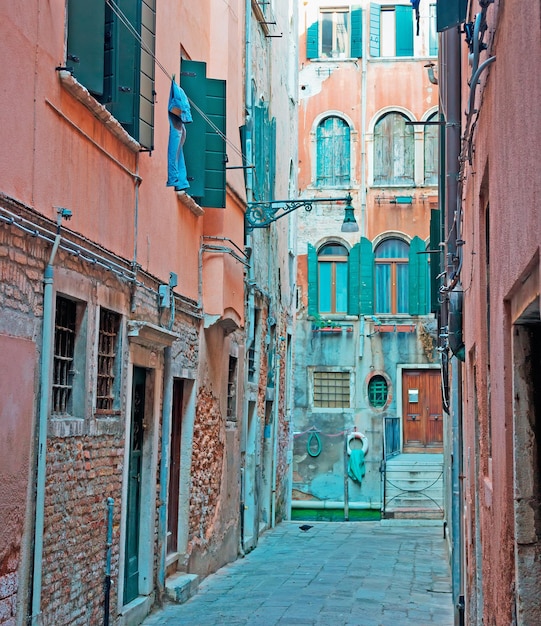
[410,0,421,36]
[167,79,192,191]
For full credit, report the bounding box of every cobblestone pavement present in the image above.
[142,520,453,626]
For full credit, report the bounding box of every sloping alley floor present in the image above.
[142,521,453,626]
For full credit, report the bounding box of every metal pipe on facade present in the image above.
[31,208,71,624]
[271,354,281,528]
[157,346,173,593]
[104,497,114,626]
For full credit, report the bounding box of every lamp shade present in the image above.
[341,201,359,232]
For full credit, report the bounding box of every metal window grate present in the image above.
[247,346,256,382]
[96,309,120,411]
[227,356,238,418]
[368,375,389,407]
[53,297,77,414]
[313,371,350,408]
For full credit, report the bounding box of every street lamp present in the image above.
[245,194,359,232]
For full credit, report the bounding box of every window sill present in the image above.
[58,70,141,153]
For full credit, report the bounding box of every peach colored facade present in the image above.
[440,0,541,623]
[0,1,296,624]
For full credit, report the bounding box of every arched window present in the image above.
[316,116,350,187]
[368,374,389,408]
[374,112,414,186]
[318,243,349,314]
[424,112,438,185]
[375,238,409,313]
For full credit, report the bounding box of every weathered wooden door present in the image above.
[167,380,184,555]
[402,369,443,452]
[124,367,146,604]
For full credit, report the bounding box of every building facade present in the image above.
[437,0,541,623]
[0,1,296,624]
[293,0,443,521]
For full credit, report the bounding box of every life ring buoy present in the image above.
[347,432,369,456]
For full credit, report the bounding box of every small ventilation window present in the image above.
[368,375,388,408]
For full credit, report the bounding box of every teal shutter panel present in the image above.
[307,244,318,317]
[429,209,442,313]
[109,0,139,132]
[306,20,319,59]
[181,60,208,199]
[203,78,226,208]
[359,237,375,315]
[395,5,414,56]
[67,0,105,96]
[350,6,363,58]
[369,4,380,58]
[348,243,361,315]
[408,236,428,315]
[269,117,276,202]
[138,0,156,150]
[436,0,467,32]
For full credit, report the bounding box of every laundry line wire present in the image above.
[105,0,248,165]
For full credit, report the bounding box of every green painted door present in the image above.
[124,366,146,604]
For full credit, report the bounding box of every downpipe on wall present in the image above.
[271,354,281,528]
[31,207,72,624]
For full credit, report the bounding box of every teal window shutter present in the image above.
[408,236,428,315]
[436,0,467,32]
[269,117,276,202]
[307,244,318,317]
[307,20,319,59]
[350,6,363,58]
[429,3,438,56]
[67,0,105,96]
[395,5,413,57]
[429,209,441,313]
[138,0,156,150]
[181,60,208,199]
[109,0,139,132]
[359,237,375,315]
[204,78,226,208]
[348,243,361,315]
[369,4,380,58]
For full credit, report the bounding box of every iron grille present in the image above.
[53,297,77,414]
[313,371,350,408]
[96,309,120,411]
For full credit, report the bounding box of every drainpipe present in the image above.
[360,7,368,238]
[31,207,72,625]
[271,353,281,528]
[441,25,464,626]
[157,346,173,593]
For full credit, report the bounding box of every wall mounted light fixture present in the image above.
[246,194,358,232]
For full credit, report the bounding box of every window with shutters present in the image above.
[429,4,438,56]
[307,6,363,60]
[318,243,349,314]
[374,112,414,186]
[375,238,409,314]
[369,4,413,58]
[66,0,156,150]
[424,112,439,185]
[316,116,351,187]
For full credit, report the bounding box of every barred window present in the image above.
[313,371,350,408]
[368,374,389,408]
[227,356,238,419]
[53,297,77,414]
[96,308,121,412]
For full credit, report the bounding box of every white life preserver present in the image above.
[347,432,369,456]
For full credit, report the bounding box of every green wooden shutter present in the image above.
[369,4,380,58]
[181,60,208,199]
[306,20,319,59]
[429,209,442,313]
[348,243,361,315]
[359,237,374,315]
[437,0,467,32]
[307,244,318,317]
[138,0,155,150]
[395,5,414,57]
[204,78,226,208]
[109,0,139,132]
[269,117,276,202]
[350,6,363,58]
[67,0,105,96]
[408,236,428,315]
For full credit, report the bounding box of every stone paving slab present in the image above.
[142,521,453,626]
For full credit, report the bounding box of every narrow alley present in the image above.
[142,521,453,626]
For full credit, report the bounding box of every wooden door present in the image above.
[167,380,184,555]
[124,367,146,604]
[402,369,443,452]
